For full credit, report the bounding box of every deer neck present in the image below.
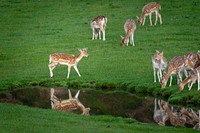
[179,76,191,88]
[75,53,84,63]
[163,70,172,83]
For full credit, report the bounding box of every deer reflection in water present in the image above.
[50,88,90,116]
[154,99,200,130]
[153,99,169,126]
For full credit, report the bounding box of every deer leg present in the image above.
[169,75,173,87]
[67,66,72,79]
[184,69,188,78]
[155,11,158,25]
[158,69,163,82]
[157,70,160,82]
[131,33,134,46]
[49,63,57,78]
[149,13,152,26]
[158,13,162,25]
[74,65,81,77]
[99,29,101,40]
[189,82,194,90]
[178,71,182,84]
[198,72,200,91]
[153,67,157,82]
[92,28,95,40]
[142,16,146,26]
[126,38,129,46]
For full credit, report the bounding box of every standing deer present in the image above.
[152,50,168,82]
[160,56,187,88]
[91,16,107,41]
[136,2,162,26]
[48,48,88,78]
[121,19,136,46]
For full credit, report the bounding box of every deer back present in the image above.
[124,19,136,36]
[142,2,161,14]
[91,16,107,29]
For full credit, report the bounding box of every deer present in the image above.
[152,50,168,82]
[184,52,200,72]
[161,102,186,126]
[50,88,90,116]
[121,19,136,46]
[160,56,188,89]
[153,99,169,126]
[179,59,200,91]
[91,16,107,41]
[48,48,88,78]
[136,2,162,26]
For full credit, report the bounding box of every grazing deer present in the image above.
[160,56,187,88]
[48,48,88,78]
[91,16,107,41]
[153,99,169,126]
[179,59,200,91]
[136,2,162,26]
[121,19,136,46]
[50,88,90,116]
[161,102,186,126]
[152,50,168,82]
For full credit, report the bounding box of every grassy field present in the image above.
[0,0,200,132]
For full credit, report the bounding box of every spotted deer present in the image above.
[136,2,162,26]
[48,48,88,78]
[152,50,168,82]
[50,88,90,116]
[121,19,136,46]
[179,60,200,91]
[91,16,107,41]
[160,56,188,88]
[184,52,200,71]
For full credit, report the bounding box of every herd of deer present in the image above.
[152,50,200,91]
[47,1,200,129]
[48,2,163,79]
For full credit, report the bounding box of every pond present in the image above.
[0,88,199,129]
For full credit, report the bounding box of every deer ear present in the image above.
[78,48,82,52]
[136,16,139,20]
[120,35,124,39]
[155,50,159,53]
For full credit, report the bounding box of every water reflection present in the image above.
[0,88,199,130]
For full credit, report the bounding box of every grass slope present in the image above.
[0,103,199,133]
[0,0,200,132]
[0,0,199,106]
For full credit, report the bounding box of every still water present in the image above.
[0,87,199,129]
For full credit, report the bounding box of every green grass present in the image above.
[0,0,200,132]
[0,103,199,133]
